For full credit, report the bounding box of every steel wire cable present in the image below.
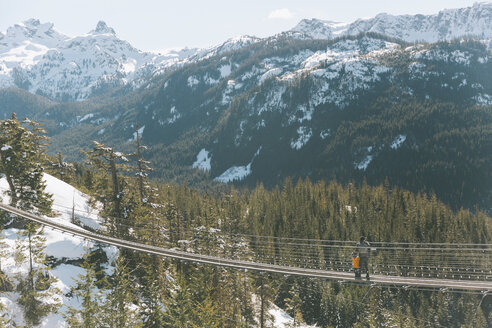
[104,228,492,274]
[176,244,492,278]
[136,243,490,267]
[6,201,492,284]
[146,243,489,269]
[99,221,492,254]
[10,206,492,288]
[163,249,491,279]
[51,201,492,248]
[161,241,492,268]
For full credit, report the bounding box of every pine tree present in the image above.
[48,152,75,183]
[139,256,167,328]
[101,254,142,328]
[284,281,303,327]
[0,114,52,214]
[84,141,131,237]
[163,276,193,328]
[254,273,274,328]
[0,229,13,293]
[190,296,222,328]
[132,122,154,204]
[15,222,60,327]
[0,231,11,326]
[64,248,104,328]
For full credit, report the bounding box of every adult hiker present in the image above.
[356,236,371,280]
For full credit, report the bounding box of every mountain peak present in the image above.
[22,18,42,28]
[290,2,492,42]
[291,19,348,39]
[0,19,66,46]
[7,18,56,37]
[91,21,116,35]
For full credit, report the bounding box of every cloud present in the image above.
[268,8,294,20]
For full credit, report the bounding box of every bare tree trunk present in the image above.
[135,122,145,202]
[28,229,34,290]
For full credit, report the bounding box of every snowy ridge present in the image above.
[0,20,261,101]
[291,2,492,44]
[191,35,260,61]
[0,20,169,101]
[244,36,398,120]
[3,3,492,101]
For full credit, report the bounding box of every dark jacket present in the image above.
[356,241,371,258]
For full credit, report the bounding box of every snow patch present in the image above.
[192,149,211,172]
[187,75,199,87]
[320,129,331,139]
[269,304,315,328]
[214,147,261,183]
[355,155,373,170]
[259,67,282,83]
[77,113,94,122]
[128,125,145,142]
[219,64,231,78]
[390,134,406,149]
[214,164,251,183]
[474,93,492,105]
[290,127,312,150]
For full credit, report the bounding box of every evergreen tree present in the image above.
[0,114,52,214]
[190,295,222,328]
[47,152,75,183]
[139,256,167,328]
[64,248,104,328]
[132,122,155,204]
[15,222,60,327]
[0,228,13,293]
[254,272,274,328]
[284,281,303,327]
[0,233,11,326]
[163,276,193,328]
[84,141,131,237]
[101,254,142,328]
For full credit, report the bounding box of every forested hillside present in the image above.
[0,114,489,326]
[60,137,492,327]
[1,35,490,211]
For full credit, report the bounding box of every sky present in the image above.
[0,0,484,52]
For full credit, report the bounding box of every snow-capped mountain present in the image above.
[0,19,199,101]
[0,18,67,51]
[291,2,492,43]
[3,3,492,101]
[45,30,485,210]
[0,19,261,101]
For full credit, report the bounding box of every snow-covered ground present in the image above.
[192,148,212,172]
[0,173,115,326]
[251,295,316,328]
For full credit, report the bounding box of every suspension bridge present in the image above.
[1,202,491,293]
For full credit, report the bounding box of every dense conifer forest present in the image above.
[1,115,489,326]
